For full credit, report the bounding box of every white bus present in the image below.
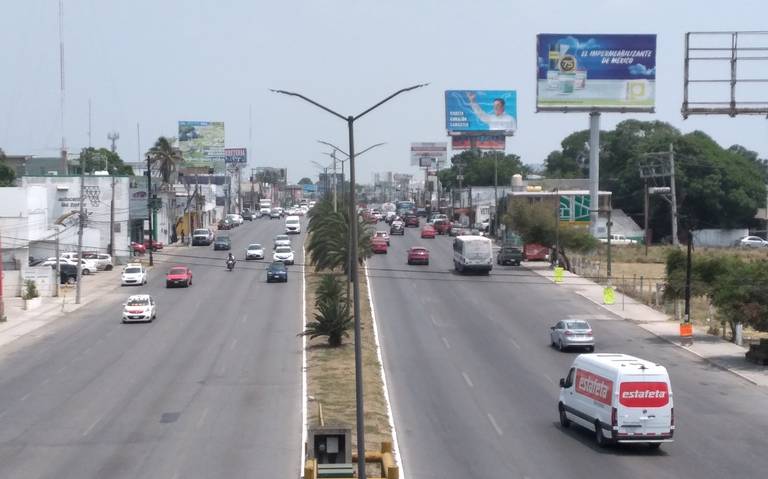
[453,236,493,274]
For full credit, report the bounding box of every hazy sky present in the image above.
[2,0,767,183]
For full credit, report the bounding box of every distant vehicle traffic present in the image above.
[259,199,272,216]
[285,215,301,234]
[405,215,420,228]
[266,261,288,282]
[273,234,291,248]
[550,319,594,351]
[270,208,281,219]
[213,235,232,250]
[122,294,156,323]
[273,245,295,264]
[421,225,436,238]
[407,246,430,265]
[453,236,493,274]
[558,354,674,448]
[523,243,550,262]
[497,245,523,266]
[390,221,405,235]
[165,266,193,288]
[371,238,388,254]
[246,243,265,260]
[374,230,390,245]
[599,234,638,245]
[121,263,148,286]
[192,228,214,246]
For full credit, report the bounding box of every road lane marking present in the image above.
[196,408,209,429]
[461,372,474,388]
[0,410,8,421]
[441,337,450,349]
[509,337,521,350]
[542,374,556,386]
[19,393,31,402]
[56,366,67,375]
[41,378,51,386]
[487,413,503,436]
[83,415,103,436]
[430,315,438,326]
[229,339,238,351]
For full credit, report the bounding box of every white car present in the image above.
[245,243,265,260]
[226,213,244,225]
[273,234,291,248]
[598,234,638,246]
[285,215,301,234]
[273,245,295,265]
[40,257,94,275]
[735,235,768,248]
[60,252,99,271]
[87,253,113,271]
[121,263,148,286]
[122,294,156,323]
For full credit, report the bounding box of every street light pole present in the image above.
[274,84,428,479]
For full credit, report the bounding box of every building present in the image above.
[3,155,69,178]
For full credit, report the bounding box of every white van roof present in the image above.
[577,353,668,376]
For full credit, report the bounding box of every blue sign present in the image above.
[536,34,657,112]
[224,148,247,164]
[445,90,517,135]
[302,184,317,193]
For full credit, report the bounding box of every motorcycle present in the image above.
[226,259,235,271]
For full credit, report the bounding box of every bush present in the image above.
[22,280,39,300]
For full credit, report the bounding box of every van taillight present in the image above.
[670,407,674,427]
[611,407,618,427]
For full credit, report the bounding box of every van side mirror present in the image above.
[550,326,555,330]
[559,378,566,388]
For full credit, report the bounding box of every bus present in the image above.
[453,236,493,274]
[395,200,416,216]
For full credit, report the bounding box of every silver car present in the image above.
[736,235,767,248]
[550,320,594,352]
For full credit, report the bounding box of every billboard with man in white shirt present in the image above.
[445,90,517,135]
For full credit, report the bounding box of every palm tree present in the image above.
[301,274,352,346]
[306,198,372,273]
[148,136,183,187]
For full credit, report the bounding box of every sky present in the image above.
[1,0,767,184]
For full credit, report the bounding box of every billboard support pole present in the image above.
[588,112,601,236]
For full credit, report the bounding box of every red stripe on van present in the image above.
[619,382,669,407]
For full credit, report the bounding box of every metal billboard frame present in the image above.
[682,31,768,118]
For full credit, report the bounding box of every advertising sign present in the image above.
[445,90,517,135]
[419,157,434,168]
[536,34,657,112]
[575,369,613,406]
[619,382,670,408]
[451,135,506,151]
[410,142,447,167]
[302,184,317,193]
[178,121,225,167]
[224,148,247,164]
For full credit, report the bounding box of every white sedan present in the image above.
[122,294,156,323]
[736,235,768,248]
[273,245,295,265]
[40,257,94,275]
[121,264,148,286]
[246,243,265,260]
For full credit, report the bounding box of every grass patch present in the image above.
[304,267,392,455]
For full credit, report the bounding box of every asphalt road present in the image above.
[367,220,768,479]
[0,217,304,479]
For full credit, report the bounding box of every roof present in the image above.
[578,353,668,375]
[127,294,151,300]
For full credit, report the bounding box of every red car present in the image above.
[523,243,550,261]
[371,238,388,254]
[165,266,193,288]
[130,242,146,255]
[407,246,429,265]
[421,225,436,238]
[143,239,164,251]
[405,215,420,227]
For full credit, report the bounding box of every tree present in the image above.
[0,148,15,186]
[148,136,183,186]
[306,198,372,272]
[301,273,353,346]
[76,147,134,175]
[503,198,598,270]
[438,150,528,190]
[298,177,313,185]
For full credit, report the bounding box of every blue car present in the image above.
[266,261,288,283]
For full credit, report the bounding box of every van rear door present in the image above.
[616,375,673,440]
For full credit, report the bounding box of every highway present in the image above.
[0,218,304,478]
[367,220,768,479]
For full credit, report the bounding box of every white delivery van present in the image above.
[285,215,301,234]
[259,199,272,216]
[558,353,674,448]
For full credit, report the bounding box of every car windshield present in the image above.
[126,298,149,306]
[565,321,590,330]
[275,236,289,241]
[270,263,286,271]
[216,237,229,242]
[248,244,262,250]
[169,268,187,275]
[124,267,141,274]
[193,229,208,235]
[411,248,426,253]
[375,232,387,236]
[276,246,291,253]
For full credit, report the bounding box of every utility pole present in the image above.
[588,112,601,237]
[54,226,60,297]
[644,179,650,256]
[0,230,5,321]
[332,150,338,213]
[88,99,92,148]
[493,155,498,237]
[606,208,613,280]
[554,188,560,267]
[669,143,679,246]
[684,228,692,326]
[109,175,115,256]
[146,153,154,266]
[75,155,85,304]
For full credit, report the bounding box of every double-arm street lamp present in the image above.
[311,160,332,201]
[272,83,428,479]
[318,140,387,210]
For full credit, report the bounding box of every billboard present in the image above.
[451,135,505,151]
[178,121,225,167]
[536,34,657,112]
[445,90,517,135]
[410,142,447,167]
[224,148,247,164]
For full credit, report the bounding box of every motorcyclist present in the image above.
[226,253,235,269]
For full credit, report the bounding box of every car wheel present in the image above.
[551,335,556,347]
[587,346,595,352]
[67,277,77,285]
[166,283,171,288]
[425,260,429,265]
[595,422,610,447]
[105,265,113,271]
[559,404,571,428]
[558,340,565,351]
[83,269,90,275]
[407,260,412,265]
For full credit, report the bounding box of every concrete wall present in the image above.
[693,228,749,247]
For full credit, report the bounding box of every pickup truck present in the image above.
[599,234,638,245]
[497,245,523,266]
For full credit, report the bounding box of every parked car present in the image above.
[497,245,523,266]
[121,263,148,286]
[371,238,388,254]
[390,221,405,235]
[41,257,93,275]
[374,230,390,245]
[192,228,214,246]
[735,235,768,248]
[405,215,420,227]
[266,261,288,283]
[143,239,164,251]
[273,245,295,264]
[523,243,550,261]
[130,242,147,255]
[226,213,244,226]
[165,266,193,288]
[122,294,157,323]
[83,252,113,271]
[60,252,99,272]
[407,246,430,265]
[599,234,638,246]
[218,218,234,230]
[421,225,436,239]
[58,263,78,284]
[245,243,265,260]
[550,319,595,352]
[213,235,232,250]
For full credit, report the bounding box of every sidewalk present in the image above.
[526,261,768,387]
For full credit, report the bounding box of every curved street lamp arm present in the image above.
[269,89,347,121]
[353,83,430,121]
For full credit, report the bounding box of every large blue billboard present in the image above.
[536,34,657,112]
[445,90,517,135]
